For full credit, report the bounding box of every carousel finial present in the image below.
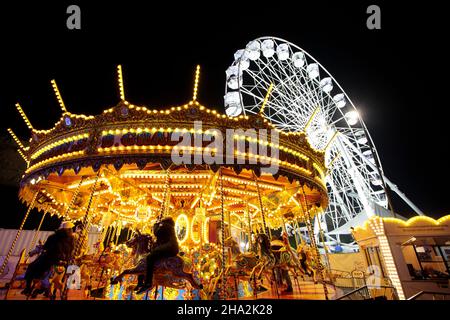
[50,79,68,113]
[7,128,26,150]
[259,83,274,114]
[117,65,126,101]
[15,103,34,130]
[192,65,200,101]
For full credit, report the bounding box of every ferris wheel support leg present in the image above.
[340,135,425,216]
[383,177,425,216]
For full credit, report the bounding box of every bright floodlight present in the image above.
[291,52,305,68]
[276,43,290,61]
[320,77,333,93]
[345,110,359,125]
[333,93,346,108]
[307,63,319,79]
[246,40,261,60]
[234,49,250,70]
[224,91,243,117]
[261,39,275,58]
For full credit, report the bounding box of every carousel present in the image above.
[2,65,334,300]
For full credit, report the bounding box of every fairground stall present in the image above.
[352,215,450,300]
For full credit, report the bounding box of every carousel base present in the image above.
[1,280,340,300]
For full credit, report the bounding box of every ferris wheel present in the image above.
[224,37,422,250]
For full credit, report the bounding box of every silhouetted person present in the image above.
[136,217,179,293]
[22,221,75,295]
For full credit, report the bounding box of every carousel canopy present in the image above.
[9,66,329,232]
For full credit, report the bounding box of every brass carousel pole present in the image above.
[157,168,171,223]
[74,171,101,259]
[299,186,329,300]
[64,176,85,219]
[27,211,47,258]
[246,202,252,252]
[253,172,269,237]
[0,190,40,276]
[219,168,227,300]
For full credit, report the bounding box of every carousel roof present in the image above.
[8,65,329,228]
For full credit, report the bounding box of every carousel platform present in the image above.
[249,280,341,300]
[1,280,341,300]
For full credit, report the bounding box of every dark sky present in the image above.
[0,1,448,229]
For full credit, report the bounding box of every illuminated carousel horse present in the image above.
[224,237,260,272]
[270,236,305,287]
[223,237,265,298]
[255,233,305,296]
[90,245,125,289]
[111,232,202,297]
[194,245,224,299]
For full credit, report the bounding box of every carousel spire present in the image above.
[7,128,26,150]
[50,79,68,113]
[117,65,126,101]
[192,65,200,101]
[15,103,34,130]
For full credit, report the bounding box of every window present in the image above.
[401,237,450,280]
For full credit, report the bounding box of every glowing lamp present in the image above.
[276,43,290,61]
[345,110,359,125]
[320,77,333,93]
[333,93,346,108]
[261,39,275,58]
[307,63,319,79]
[292,51,305,68]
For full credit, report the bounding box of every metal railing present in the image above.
[336,285,399,300]
[407,291,450,300]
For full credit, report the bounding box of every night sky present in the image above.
[0,1,448,230]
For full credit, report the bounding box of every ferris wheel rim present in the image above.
[225,36,390,243]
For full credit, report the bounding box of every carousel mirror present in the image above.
[175,213,189,244]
